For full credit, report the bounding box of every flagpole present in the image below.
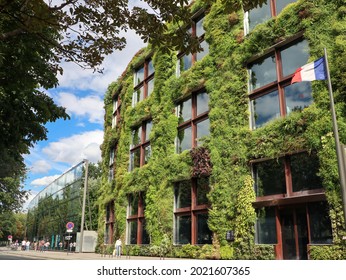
[324,48,346,230]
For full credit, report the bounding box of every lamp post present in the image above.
[79,159,89,253]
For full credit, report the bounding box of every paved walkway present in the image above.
[0,246,181,260]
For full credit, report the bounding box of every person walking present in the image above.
[115,238,122,258]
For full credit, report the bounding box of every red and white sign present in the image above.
[66,222,74,230]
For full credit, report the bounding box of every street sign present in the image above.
[66,229,73,233]
[8,235,12,241]
[66,222,74,230]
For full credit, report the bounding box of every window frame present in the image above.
[105,201,115,244]
[174,178,212,245]
[129,119,152,171]
[248,37,312,129]
[132,59,155,107]
[176,90,209,153]
[112,92,122,129]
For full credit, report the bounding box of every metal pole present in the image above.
[324,48,346,230]
[79,159,89,253]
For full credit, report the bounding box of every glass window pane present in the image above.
[175,215,191,244]
[196,40,209,61]
[132,87,144,106]
[148,60,154,76]
[179,53,192,72]
[197,213,212,244]
[177,126,192,153]
[196,92,209,116]
[251,90,280,128]
[147,78,154,96]
[196,118,210,144]
[144,145,151,164]
[129,194,139,216]
[145,121,152,142]
[141,219,150,244]
[178,98,192,123]
[255,207,277,244]
[290,152,323,192]
[248,2,271,31]
[281,40,309,77]
[276,0,297,14]
[285,82,312,114]
[128,220,138,244]
[132,127,141,146]
[197,177,209,205]
[196,17,205,37]
[130,148,141,170]
[175,181,191,209]
[249,55,277,90]
[135,66,145,86]
[253,158,286,196]
[308,202,333,244]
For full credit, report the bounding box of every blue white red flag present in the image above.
[291,57,327,84]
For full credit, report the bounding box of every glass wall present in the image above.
[26,161,85,250]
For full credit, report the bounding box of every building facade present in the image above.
[100,0,346,259]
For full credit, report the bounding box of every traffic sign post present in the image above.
[66,222,74,254]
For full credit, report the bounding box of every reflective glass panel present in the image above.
[251,90,280,128]
[132,127,141,146]
[179,53,192,72]
[197,177,209,205]
[248,2,271,31]
[255,207,277,244]
[281,40,309,77]
[197,213,212,244]
[135,66,145,86]
[177,126,192,153]
[196,118,210,143]
[196,40,209,61]
[196,92,209,116]
[178,98,192,123]
[308,202,333,244]
[148,60,154,76]
[130,148,141,170]
[129,194,139,216]
[128,220,138,244]
[196,17,205,37]
[276,0,297,14]
[145,121,152,142]
[290,152,323,192]
[144,145,151,164]
[147,78,154,96]
[253,158,286,196]
[175,181,191,209]
[284,82,312,114]
[250,55,277,90]
[141,219,150,244]
[175,215,191,244]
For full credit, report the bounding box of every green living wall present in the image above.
[98,0,346,259]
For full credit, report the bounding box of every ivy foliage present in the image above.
[99,0,346,259]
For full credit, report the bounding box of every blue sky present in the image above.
[22,29,145,210]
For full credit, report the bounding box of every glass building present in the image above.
[26,161,85,250]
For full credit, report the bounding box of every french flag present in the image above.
[291,57,327,84]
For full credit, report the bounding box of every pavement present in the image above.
[0,246,181,260]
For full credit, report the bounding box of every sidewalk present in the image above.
[0,246,181,260]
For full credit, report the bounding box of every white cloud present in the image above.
[42,130,103,165]
[21,190,40,212]
[30,175,60,187]
[55,92,104,124]
[30,160,51,174]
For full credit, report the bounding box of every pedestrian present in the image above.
[114,238,122,258]
[59,241,63,250]
[45,241,50,251]
[25,240,31,251]
[72,241,76,252]
[21,240,26,251]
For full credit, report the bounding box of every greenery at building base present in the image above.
[99,0,346,259]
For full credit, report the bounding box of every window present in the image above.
[253,152,323,199]
[245,0,297,33]
[129,120,152,171]
[174,177,212,245]
[248,39,312,129]
[127,193,149,244]
[176,91,209,153]
[132,59,154,106]
[108,146,117,182]
[112,93,121,129]
[255,207,277,244]
[105,202,115,244]
[177,15,209,76]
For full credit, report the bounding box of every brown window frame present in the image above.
[176,90,209,153]
[133,59,154,106]
[129,119,152,171]
[112,92,122,129]
[126,192,148,245]
[174,178,211,245]
[105,201,115,244]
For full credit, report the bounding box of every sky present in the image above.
[22,28,146,210]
